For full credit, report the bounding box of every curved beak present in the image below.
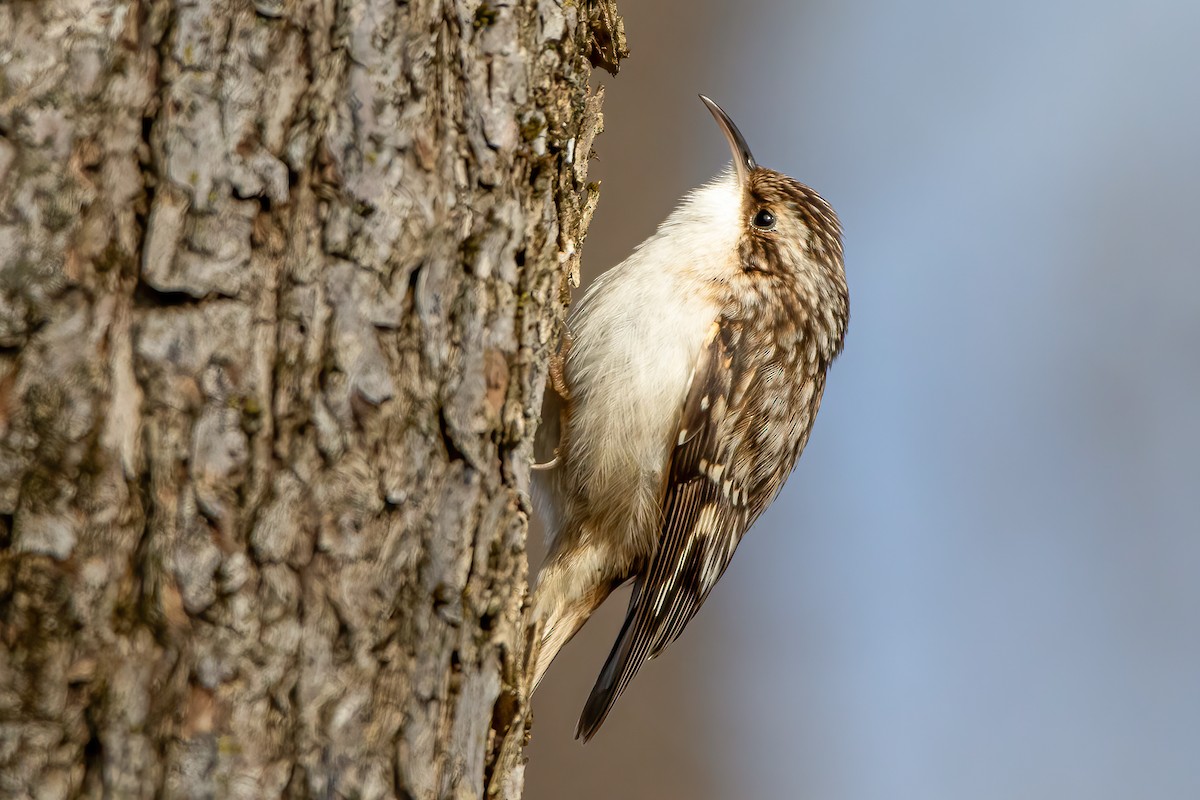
[699,95,757,186]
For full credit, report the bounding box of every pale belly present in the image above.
[562,265,715,554]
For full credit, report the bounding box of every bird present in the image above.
[530,95,848,741]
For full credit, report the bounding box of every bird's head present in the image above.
[671,96,849,358]
[699,95,845,288]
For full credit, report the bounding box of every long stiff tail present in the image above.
[530,554,619,691]
[530,594,590,691]
[575,584,642,741]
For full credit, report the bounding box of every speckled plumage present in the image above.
[531,98,848,741]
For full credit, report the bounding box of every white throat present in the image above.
[633,166,743,284]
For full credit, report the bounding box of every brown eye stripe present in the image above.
[748,170,843,264]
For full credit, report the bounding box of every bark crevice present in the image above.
[0,0,621,796]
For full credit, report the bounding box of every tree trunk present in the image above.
[0,0,624,797]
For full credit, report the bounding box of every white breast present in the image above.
[562,169,743,534]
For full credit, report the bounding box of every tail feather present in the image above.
[529,553,621,692]
[531,599,588,691]
[575,586,642,741]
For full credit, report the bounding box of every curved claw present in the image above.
[531,451,561,471]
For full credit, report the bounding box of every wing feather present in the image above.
[577,320,757,740]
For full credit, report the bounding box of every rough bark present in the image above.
[0,0,624,797]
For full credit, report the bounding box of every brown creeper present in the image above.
[531,96,848,741]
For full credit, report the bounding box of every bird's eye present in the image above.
[752,208,776,230]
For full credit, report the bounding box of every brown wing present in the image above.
[577,319,764,740]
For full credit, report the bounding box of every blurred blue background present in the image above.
[526,1,1200,798]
